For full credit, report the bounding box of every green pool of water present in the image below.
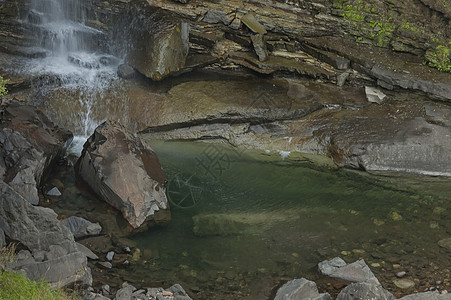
[48,140,450,299]
[126,141,450,299]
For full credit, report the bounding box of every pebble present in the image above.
[46,187,62,197]
[436,280,442,285]
[396,271,406,278]
[441,290,448,294]
[101,284,110,295]
[106,251,115,261]
[371,263,381,268]
[389,211,403,221]
[394,279,415,289]
[124,247,131,253]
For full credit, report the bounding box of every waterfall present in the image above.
[23,0,124,155]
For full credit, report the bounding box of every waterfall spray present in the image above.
[23,0,124,155]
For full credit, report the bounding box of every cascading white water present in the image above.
[24,0,124,155]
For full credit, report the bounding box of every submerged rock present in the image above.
[75,121,170,229]
[192,211,299,236]
[438,238,451,251]
[60,216,102,239]
[394,279,415,289]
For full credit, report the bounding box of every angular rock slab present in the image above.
[274,278,331,300]
[76,121,169,229]
[318,258,380,285]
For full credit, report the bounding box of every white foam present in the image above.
[278,150,291,160]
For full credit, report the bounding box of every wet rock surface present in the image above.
[0,103,73,204]
[75,121,170,229]
[122,3,190,81]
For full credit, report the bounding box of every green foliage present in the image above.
[369,20,395,47]
[343,2,365,22]
[0,75,9,96]
[0,271,75,300]
[425,44,451,72]
[330,0,348,9]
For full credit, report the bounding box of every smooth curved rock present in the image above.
[275,278,332,300]
[75,121,170,229]
[336,282,395,300]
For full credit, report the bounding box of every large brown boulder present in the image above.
[75,121,169,229]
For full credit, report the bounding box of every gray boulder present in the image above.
[0,103,72,205]
[125,3,189,81]
[274,278,332,300]
[0,181,92,287]
[336,282,395,300]
[7,249,92,289]
[0,181,75,253]
[318,258,380,285]
[75,121,170,229]
[60,216,102,239]
[116,283,135,300]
